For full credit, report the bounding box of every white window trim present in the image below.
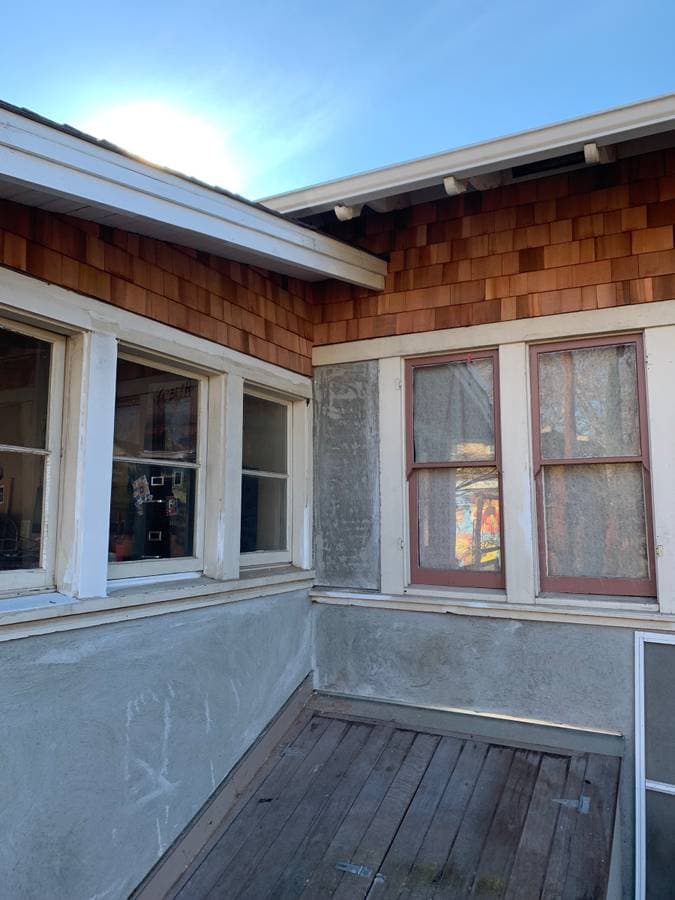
[634,630,675,900]
[0,266,313,621]
[107,351,209,580]
[240,386,294,569]
[377,318,675,615]
[0,316,65,593]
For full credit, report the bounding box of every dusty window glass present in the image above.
[0,329,51,571]
[413,358,495,462]
[538,344,640,459]
[542,463,648,579]
[408,352,502,587]
[109,359,199,563]
[241,395,288,555]
[533,336,654,594]
[417,467,501,572]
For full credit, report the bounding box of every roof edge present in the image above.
[0,100,386,289]
[261,92,675,216]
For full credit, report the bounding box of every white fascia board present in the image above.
[0,108,386,289]
[262,92,675,216]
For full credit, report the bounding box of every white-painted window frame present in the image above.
[0,316,65,594]
[0,266,313,618]
[375,314,675,614]
[240,386,294,569]
[634,630,675,900]
[107,350,209,580]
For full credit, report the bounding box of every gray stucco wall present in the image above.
[0,589,312,900]
[315,604,636,895]
[313,361,380,590]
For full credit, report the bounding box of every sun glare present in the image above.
[82,100,246,193]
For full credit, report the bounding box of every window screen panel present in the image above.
[417,467,501,572]
[645,643,675,785]
[646,791,675,900]
[413,358,495,463]
[542,462,649,580]
[537,343,640,460]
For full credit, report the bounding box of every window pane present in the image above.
[417,467,501,572]
[240,475,286,553]
[0,328,50,449]
[0,451,44,570]
[242,395,287,473]
[538,344,640,459]
[542,463,649,580]
[109,463,195,561]
[413,358,495,463]
[114,359,198,462]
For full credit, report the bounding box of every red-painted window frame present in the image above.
[405,349,505,589]
[530,332,656,598]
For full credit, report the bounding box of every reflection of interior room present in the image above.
[0,332,50,570]
[109,359,197,562]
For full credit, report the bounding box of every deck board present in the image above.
[175,712,620,900]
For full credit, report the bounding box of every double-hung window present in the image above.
[240,391,291,566]
[108,355,206,578]
[531,333,656,597]
[406,350,504,588]
[0,320,64,593]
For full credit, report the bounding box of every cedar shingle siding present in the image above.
[313,148,675,345]
[2,148,675,374]
[0,199,314,376]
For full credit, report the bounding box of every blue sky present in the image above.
[3,1,674,199]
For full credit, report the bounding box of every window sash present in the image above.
[530,333,656,597]
[0,318,65,594]
[107,352,207,580]
[405,349,505,589]
[240,390,292,567]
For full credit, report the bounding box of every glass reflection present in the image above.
[114,359,198,462]
[0,451,44,570]
[109,462,195,562]
[240,475,287,553]
[0,328,50,449]
[417,467,501,572]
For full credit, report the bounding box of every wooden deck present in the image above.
[173,713,620,899]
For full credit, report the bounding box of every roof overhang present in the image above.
[262,93,675,218]
[0,103,386,289]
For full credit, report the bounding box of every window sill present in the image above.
[0,567,315,642]
[311,587,671,630]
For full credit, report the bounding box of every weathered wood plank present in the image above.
[272,724,394,900]
[297,729,416,899]
[331,732,441,900]
[177,715,331,899]
[540,754,589,900]
[205,718,349,898]
[366,736,464,899]
[503,753,570,900]
[560,754,621,900]
[399,740,489,900]
[236,722,373,900]
[431,744,514,897]
[468,749,541,897]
